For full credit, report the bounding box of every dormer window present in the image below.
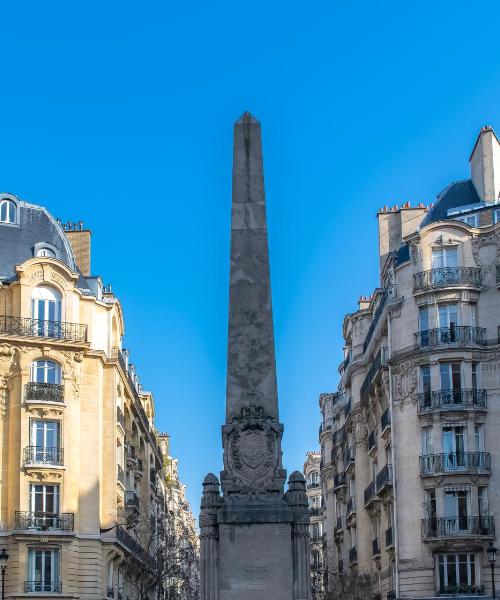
[456,214,478,227]
[34,243,58,260]
[36,247,55,258]
[0,198,16,224]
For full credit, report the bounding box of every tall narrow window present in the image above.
[478,487,488,516]
[444,490,468,532]
[419,306,430,346]
[421,365,431,407]
[31,286,62,337]
[442,426,466,470]
[0,198,16,224]
[440,363,462,404]
[474,424,484,452]
[438,304,459,328]
[432,247,459,285]
[30,420,60,463]
[438,554,477,594]
[31,361,61,385]
[422,426,433,455]
[27,548,60,592]
[29,484,60,530]
[472,363,479,390]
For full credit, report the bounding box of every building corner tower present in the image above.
[199,113,311,600]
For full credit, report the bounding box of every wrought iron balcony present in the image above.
[422,516,495,539]
[334,472,346,490]
[376,464,393,494]
[25,381,64,403]
[307,481,320,490]
[381,407,391,432]
[23,446,63,466]
[15,511,74,531]
[0,315,87,342]
[414,326,486,349]
[346,496,356,517]
[107,586,115,599]
[361,346,389,403]
[332,427,346,445]
[344,398,352,417]
[344,446,355,470]
[348,545,357,564]
[363,286,396,353]
[125,490,140,509]
[368,430,377,453]
[413,266,482,292]
[334,516,343,538]
[438,584,484,596]
[309,507,322,517]
[116,525,152,565]
[25,581,62,592]
[385,526,393,548]
[364,481,378,507]
[372,537,380,556]
[420,452,491,476]
[416,388,487,413]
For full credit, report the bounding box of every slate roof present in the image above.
[420,179,482,227]
[0,197,77,282]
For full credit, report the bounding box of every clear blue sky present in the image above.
[2,1,500,514]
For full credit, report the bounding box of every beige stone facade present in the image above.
[0,195,197,599]
[304,451,325,599]
[320,127,500,600]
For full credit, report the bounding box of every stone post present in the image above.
[199,474,222,600]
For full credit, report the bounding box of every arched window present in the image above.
[31,360,61,384]
[36,247,56,258]
[31,286,62,337]
[0,198,16,224]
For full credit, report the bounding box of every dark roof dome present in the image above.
[420,179,482,228]
[0,193,77,281]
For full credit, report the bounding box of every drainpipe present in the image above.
[387,313,400,599]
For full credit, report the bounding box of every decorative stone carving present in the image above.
[410,240,421,264]
[221,405,285,495]
[61,351,84,400]
[472,230,500,273]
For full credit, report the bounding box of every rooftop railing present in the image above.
[413,267,482,292]
[414,326,486,350]
[0,315,87,342]
[416,388,487,413]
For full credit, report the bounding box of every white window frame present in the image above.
[457,214,478,227]
[31,360,61,385]
[0,198,16,224]
[28,548,60,590]
[493,208,500,224]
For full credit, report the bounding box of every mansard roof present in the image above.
[420,179,482,227]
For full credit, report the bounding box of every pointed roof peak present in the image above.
[236,111,260,125]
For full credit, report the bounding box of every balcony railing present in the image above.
[385,526,393,548]
[344,398,352,417]
[15,511,74,531]
[107,587,115,599]
[422,516,495,539]
[376,464,393,494]
[368,430,377,453]
[344,446,355,469]
[363,286,395,353]
[332,427,346,445]
[117,464,125,485]
[334,472,346,489]
[414,326,486,349]
[25,581,62,593]
[307,481,320,489]
[381,407,391,432]
[25,382,64,403]
[125,490,140,509]
[348,545,357,564]
[23,446,63,466]
[334,516,343,536]
[364,481,377,507]
[416,388,487,413]
[0,315,87,342]
[361,347,389,403]
[438,584,484,596]
[116,525,152,565]
[413,267,482,292]
[420,452,491,476]
[309,507,322,517]
[346,496,355,517]
[372,537,380,556]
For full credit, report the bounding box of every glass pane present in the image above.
[446,248,458,267]
[419,307,429,330]
[440,364,451,389]
[448,556,457,586]
[432,249,444,268]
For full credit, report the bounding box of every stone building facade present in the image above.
[320,126,500,599]
[0,193,197,599]
[304,452,325,599]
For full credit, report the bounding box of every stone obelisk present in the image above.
[199,113,311,600]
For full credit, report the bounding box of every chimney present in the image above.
[63,222,92,275]
[470,125,500,203]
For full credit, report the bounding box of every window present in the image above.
[30,484,60,514]
[472,363,480,390]
[442,426,466,469]
[438,304,459,328]
[457,214,478,227]
[474,424,484,452]
[432,247,458,269]
[422,426,433,455]
[36,247,56,258]
[444,490,469,532]
[31,286,62,337]
[31,360,61,385]
[31,420,60,458]
[438,553,478,594]
[420,365,431,407]
[494,209,500,224]
[27,548,60,592]
[419,306,430,346]
[440,363,462,403]
[0,198,16,224]
[426,489,436,522]
[478,487,488,516]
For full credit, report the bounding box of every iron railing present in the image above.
[372,538,380,556]
[363,286,395,353]
[116,525,152,565]
[334,472,346,489]
[309,507,322,517]
[25,581,62,592]
[381,407,391,431]
[422,516,494,539]
[361,347,389,403]
[438,584,484,596]
[420,452,491,476]
[344,398,352,417]
[348,546,357,564]
[334,516,343,536]
[413,267,482,292]
[23,446,63,465]
[107,587,115,598]
[15,511,74,531]
[332,427,346,445]
[385,526,393,548]
[344,446,355,469]
[25,382,64,403]
[364,481,377,506]
[415,326,486,349]
[307,481,320,489]
[0,315,87,342]
[416,388,487,412]
[376,464,393,494]
[368,430,377,453]
[125,490,140,509]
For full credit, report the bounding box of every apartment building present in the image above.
[320,126,500,600]
[305,451,325,599]
[0,194,197,599]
